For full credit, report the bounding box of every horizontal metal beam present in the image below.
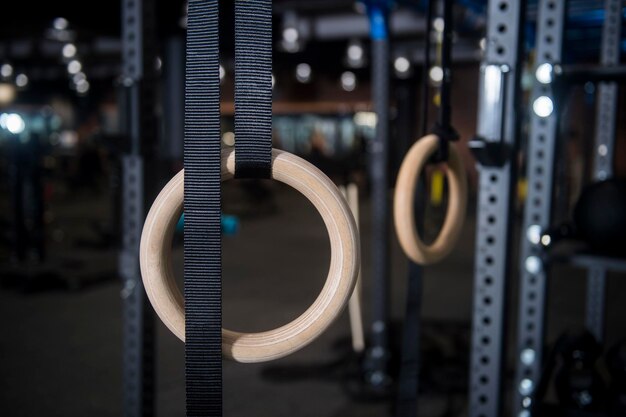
[0,37,121,60]
[558,64,626,83]
[311,12,428,40]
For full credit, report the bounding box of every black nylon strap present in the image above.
[394,0,433,414]
[395,181,426,417]
[430,0,458,163]
[184,1,222,416]
[234,0,273,179]
[395,254,423,416]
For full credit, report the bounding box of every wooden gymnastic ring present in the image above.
[393,134,467,265]
[140,148,359,363]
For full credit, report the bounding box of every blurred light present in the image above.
[222,131,235,146]
[62,43,77,59]
[484,64,504,105]
[53,17,69,31]
[283,27,299,43]
[50,115,62,131]
[59,130,78,148]
[394,56,411,76]
[280,16,302,53]
[521,348,536,365]
[519,378,534,396]
[155,57,162,71]
[341,71,356,92]
[73,72,86,84]
[5,113,25,134]
[76,80,90,94]
[0,83,16,104]
[525,256,542,274]
[15,73,28,88]
[67,60,82,74]
[433,17,445,32]
[353,111,377,128]
[479,37,487,51]
[535,63,553,84]
[271,73,275,89]
[429,66,444,83]
[30,116,46,133]
[1,63,13,78]
[526,225,541,244]
[532,96,553,117]
[219,65,225,81]
[346,40,365,68]
[348,43,363,62]
[0,113,7,129]
[295,63,311,83]
[540,234,552,246]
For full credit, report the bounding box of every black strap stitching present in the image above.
[184,0,223,416]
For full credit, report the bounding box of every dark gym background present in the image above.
[1,1,626,416]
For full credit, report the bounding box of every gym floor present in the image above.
[1,181,625,417]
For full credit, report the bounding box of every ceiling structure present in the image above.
[0,0,621,103]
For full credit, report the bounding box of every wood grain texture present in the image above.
[393,134,467,265]
[139,148,360,363]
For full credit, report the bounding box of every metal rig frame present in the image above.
[112,1,624,416]
[512,1,623,416]
[512,0,568,415]
[586,0,622,344]
[119,0,158,415]
[468,0,526,416]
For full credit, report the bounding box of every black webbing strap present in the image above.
[184,0,222,416]
[234,0,273,179]
[431,0,459,163]
[394,0,433,414]
[394,248,423,417]
[419,0,433,139]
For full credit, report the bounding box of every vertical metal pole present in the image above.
[468,1,526,416]
[395,74,423,417]
[585,0,622,344]
[162,37,185,162]
[593,0,621,182]
[120,0,158,415]
[364,1,392,391]
[586,266,607,342]
[512,1,567,416]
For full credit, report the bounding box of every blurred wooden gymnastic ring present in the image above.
[393,134,467,265]
[140,148,359,363]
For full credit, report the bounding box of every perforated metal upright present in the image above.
[468,1,526,416]
[512,1,567,416]
[585,0,622,344]
[119,0,158,415]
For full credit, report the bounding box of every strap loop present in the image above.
[429,123,460,163]
[430,0,457,164]
[234,0,273,179]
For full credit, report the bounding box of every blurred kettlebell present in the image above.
[555,331,606,411]
[573,178,626,254]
